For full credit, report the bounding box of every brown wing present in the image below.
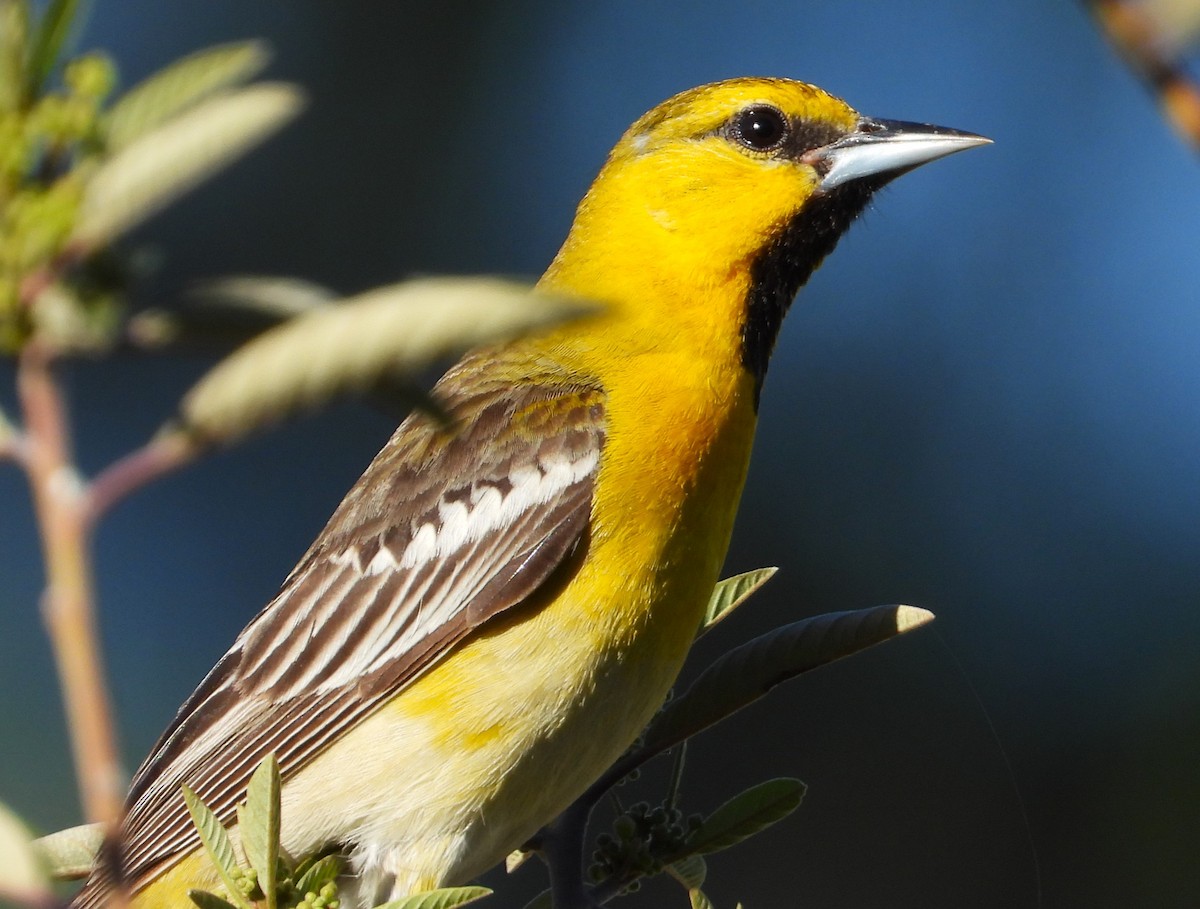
[81,369,605,905]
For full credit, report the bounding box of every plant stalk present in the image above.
[17,343,125,828]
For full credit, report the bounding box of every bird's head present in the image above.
[542,77,988,388]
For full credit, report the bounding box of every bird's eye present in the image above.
[730,105,789,151]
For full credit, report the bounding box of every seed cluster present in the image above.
[214,862,341,909]
[588,801,704,888]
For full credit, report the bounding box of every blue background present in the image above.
[3,2,1199,906]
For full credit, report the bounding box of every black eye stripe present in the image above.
[788,120,847,152]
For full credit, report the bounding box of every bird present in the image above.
[72,77,988,909]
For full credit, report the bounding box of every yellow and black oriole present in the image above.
[74,77,987,909]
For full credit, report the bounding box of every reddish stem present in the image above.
[17,343,125,829]
[85,431,199,528]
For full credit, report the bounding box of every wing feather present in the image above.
[96,374,605,901]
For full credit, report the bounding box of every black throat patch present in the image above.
[741,177,884,406]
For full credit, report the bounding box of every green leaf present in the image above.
[0,0,28,112]
[105,41,270,150]
[132,277,442,425]
[237,755,281,909]
[24,0,83,98]
[0,798,51,902]
[689,889,715,909]
[640,604,935,760]
[182,785,252,909]
[293,854,341,898]
[71,82,303,250]
[374,885,493,909]
[173,277,597,447]
[32,821,103,880]
[684,779,804,857]
[666,854,707,890]
[189,889,242,909]
[181,786,239,876]
[127,277,336,352]
[518,891,551,909]
[192,275,338,318]
[699,567,777,635]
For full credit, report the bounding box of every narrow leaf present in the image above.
[189,889,241,909]
[105,41,270,150]
[71,82,303,249]
[24,0,82,97]
[128,277,335,352]
[374,885,492,909]
[666,854,707,890]
[31,822,103,880]
[293,854,342,898]
[684,779,804,857]
[700,567,778,635]
[665,742,687,810]
[193,275,337,318]
[174,277,596,447]
[0,799,51,902]
[640,604,935,760]
[0,0,28,112]
[182,786,239,877]
[689,889,715,909]
[237,755,281,909]
[182,785,251,909]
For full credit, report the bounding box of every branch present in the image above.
[16,342,125,829]
[1086,0,1200,151]
[536,803,602,909]
[0,405,28,466]
[85,430,200,526]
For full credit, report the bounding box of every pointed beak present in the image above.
[809,118,991,192]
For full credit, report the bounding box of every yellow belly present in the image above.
[134,357,759,909]
[283,367,760,902]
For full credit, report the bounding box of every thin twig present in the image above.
[589,871,636,907]
[0,405,28,466]
[569,751,647,827]
[17,342,125,829]
[665,742,687,810]
[85,430,200,527]
[1086,0,1200,150]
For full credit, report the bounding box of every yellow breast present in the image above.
[273,333,758,899]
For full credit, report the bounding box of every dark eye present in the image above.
[730,105,789,151]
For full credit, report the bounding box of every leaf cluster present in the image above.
[1,0,302,355]
[182,757,344,909]
[183,757,490,909]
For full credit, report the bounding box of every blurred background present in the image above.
[3,1,1199,906]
